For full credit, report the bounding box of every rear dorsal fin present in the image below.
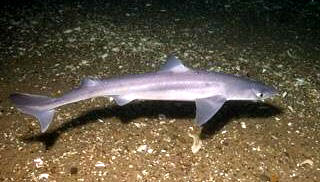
[159,55,190,73]
[80,78,100,88]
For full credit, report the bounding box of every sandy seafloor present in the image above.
[0,0,319,181]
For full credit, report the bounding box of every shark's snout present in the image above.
[266,86,278,98]
[250,81,278,100]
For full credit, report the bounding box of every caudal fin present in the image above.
[9,93,55,133]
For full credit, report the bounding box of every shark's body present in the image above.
[10,56,277,132]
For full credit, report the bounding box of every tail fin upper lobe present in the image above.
[10,93,55,133]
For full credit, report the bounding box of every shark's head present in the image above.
[249,80,278,101]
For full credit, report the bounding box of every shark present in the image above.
[10,55,277,133]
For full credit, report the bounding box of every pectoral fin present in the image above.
[195,95,226,126]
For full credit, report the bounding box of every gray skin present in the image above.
[10,55,277,133]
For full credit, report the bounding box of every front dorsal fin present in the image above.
[159,55,190,73]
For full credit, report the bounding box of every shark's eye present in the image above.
[257,92,264,98]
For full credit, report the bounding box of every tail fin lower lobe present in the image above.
[10,93,55,133]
